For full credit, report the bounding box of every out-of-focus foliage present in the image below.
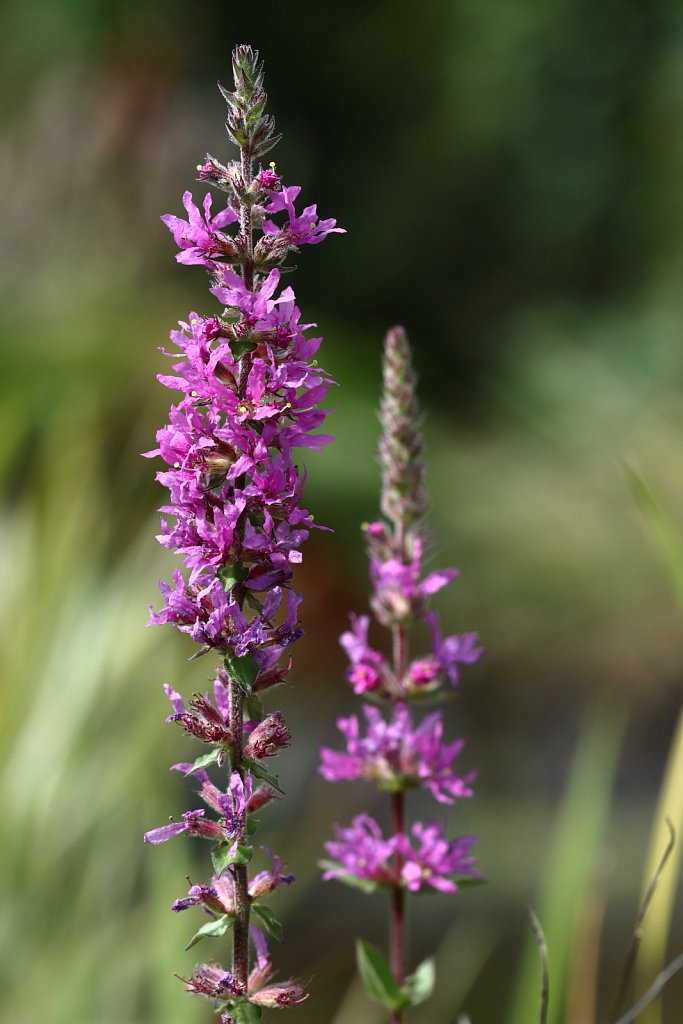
[2,1,683,1022]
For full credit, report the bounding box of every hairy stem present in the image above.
[229,677,250,990]
[390,790,406,1024]
[390,619,409,1023]
[241,145,254,290]
[229,135,255,995]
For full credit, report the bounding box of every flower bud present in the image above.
[244,711,290,760]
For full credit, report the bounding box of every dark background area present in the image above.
[2,1,683,1022]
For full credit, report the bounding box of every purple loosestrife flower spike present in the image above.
[145,44,342,1019]
[320,327,481,1021]
[379,326,428,542]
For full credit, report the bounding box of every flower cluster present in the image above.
[145,45,341,1022]
[320,326,481,1015]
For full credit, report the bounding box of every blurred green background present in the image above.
[2,1,683,1021]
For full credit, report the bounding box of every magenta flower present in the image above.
[243,711,291,760]
[144,809,226,845]
[339,614,391,696]
[263,185,344,246]
[146,45,342,1018]
[369,534,458,626]
[180,962,242,999]
[320,328,482,1015]
[398,822,478,893]
[323,814,398,886]
[320,703,475,804]
[161,191,239,267]
[248,848,294,899]
[425,611,483,688]
[172,882,227,915]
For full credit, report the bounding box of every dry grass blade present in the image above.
[610,819,676,1021]
[613,949,683,1024]
[529,907,549,1024]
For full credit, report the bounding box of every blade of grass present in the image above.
[611,820,675,1020]
[506,702,628,1024]
[624,466,683,1024]
[528,908,549,1024]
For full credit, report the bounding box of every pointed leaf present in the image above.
[185,914,234,950]
[245,694,264,723]
[188,644,211,661]
[403,957,435,1007]
[319,860,379,894]
[252,902,284,942]
[245,758,284,794]
[224,650,259,696]
[356,939,404,1011]
[212,842,254,874]
[218,562,249,593]
[187,748,222,772]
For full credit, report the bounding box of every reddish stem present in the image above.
[229,678,250,990]
[389,790,406,1024]
[389,618,409,1024]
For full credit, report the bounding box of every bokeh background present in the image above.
[2,1,683,1022]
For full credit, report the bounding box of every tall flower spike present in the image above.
[379,325,428,543]
[145,44,342,1022]
[320,327,481,1023]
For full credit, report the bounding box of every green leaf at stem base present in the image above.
[356,939,405,1011]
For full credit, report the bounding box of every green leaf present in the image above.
[212,842,254,873]
[224,650,259,696]
[455,876,487,890]
[402,957,435,1007]
[231,1003,262,1024]
[244,592,264,614]
[188,644,211,662]
[221,306,243,326]
[246,816,260,836]
[318,860,378,894]
[252,902,284,942]
[245,694,264,723]
[186,748,222,773]
[356,939,404,1011]
[245,758,284,794]
[218,562,249,593]
[185,914,234,950]
[231,338,258,359]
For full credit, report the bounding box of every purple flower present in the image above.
[257,166,280,190]
[323,814,398,885]
[147,47,343,1008]
[162,191,239,267]
[248,847,294,899]
[221,770,252,849]
[339,614,391,696]
[250,980,307,1008]
[144,809,226,845]
[166,690,232,745]
[243,711,291,760]
[180,962,243,999]
[263,185,344,246]
[369,534,458,626]
[397,821,478,893]
[320,703,475,804]
[172,883,224,915]
[425,611,483,688]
